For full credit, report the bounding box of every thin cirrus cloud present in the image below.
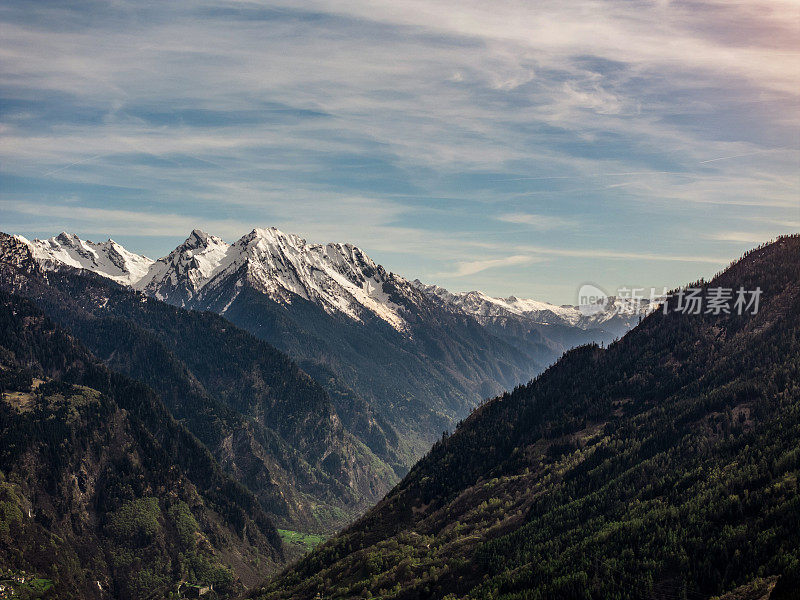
[497,213,575,230]
[0,0,798,302]
[706,230,789,244]
[450,255,540,277]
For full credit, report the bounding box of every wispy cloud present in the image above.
[518,244,730,264]
[698,147,792,164]
[450,255,538,277]
[0,0,797,302]
[705,230,785,244]
[496,213,575,230]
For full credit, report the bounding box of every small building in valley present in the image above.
[179,582,213,597]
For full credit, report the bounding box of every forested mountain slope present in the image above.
[255,235,800,600]
[0,233,396,534]
[0,291,282,599]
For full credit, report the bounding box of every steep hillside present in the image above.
[0,233,396,534]
[255,235,800,600]
[0,291,281,599]
[211,275,546,456]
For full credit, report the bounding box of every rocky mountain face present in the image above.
[0,291,282,599]
[0,233,397,536]
[21,228,641,464]
[255,235,800,600]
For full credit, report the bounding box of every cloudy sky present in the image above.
[2,0,798,303]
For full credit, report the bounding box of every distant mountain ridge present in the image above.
[20,228,644,462]
[412,280,649,331]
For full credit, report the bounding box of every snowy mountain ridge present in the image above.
[21,232,155,286]
[20,228,644,333]
[412,280,651,331]
[412,281,585,326]
[24,228,410,331]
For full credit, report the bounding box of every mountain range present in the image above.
[21,228,644,466]
[25,229,641,334]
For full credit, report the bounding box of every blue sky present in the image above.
[1,0,798,303]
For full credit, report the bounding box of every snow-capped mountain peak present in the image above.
[23,232,154,286]
[134,229,232,304]
[217,227,408,330]
[185,228,226,250]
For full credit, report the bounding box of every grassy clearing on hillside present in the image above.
[278,529,325,552]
